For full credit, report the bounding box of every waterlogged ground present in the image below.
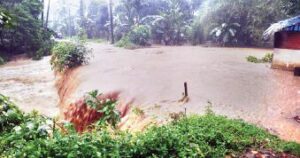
[0,56,59,117]
[0,43,299,142]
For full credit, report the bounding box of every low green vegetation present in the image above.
[84,90,120,128]
[50,41,91,72]
[116,25,151,49]
[247,53,273,63]
[1,94,299,157]
[128,25,151,46]
[115,35,138,49]
[0,0,54,60]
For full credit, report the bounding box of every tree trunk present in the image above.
[41,0,44,26]
[108,0,114,44]
[45,0,50,28]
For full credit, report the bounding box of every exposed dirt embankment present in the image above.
[55,68,80,114]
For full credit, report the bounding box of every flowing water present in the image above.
[0,56,59,117]
[0,43,299,142]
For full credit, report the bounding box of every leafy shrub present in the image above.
[128,25,150,46]
[115,35,138,49]
[247,53,273,63]
[64,90,130,132]
[247,56,260,63]
[262,53,273,63]
[50,41,91,72]
[0,94,24,132]
[33,40,56,60]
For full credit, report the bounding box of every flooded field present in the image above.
[0,43,299,142]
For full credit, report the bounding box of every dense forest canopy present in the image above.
[0,0,300,59]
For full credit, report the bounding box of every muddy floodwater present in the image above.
[0,43,299,142]
[0,56,59,117]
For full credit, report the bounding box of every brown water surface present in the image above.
[0,56,59,117]
[0,43,299,142]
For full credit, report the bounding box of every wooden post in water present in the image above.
[184,82,188,97]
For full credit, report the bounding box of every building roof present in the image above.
[263,15,300,39]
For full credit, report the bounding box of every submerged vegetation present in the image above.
[247,53,274,63]
[1,94,300,157]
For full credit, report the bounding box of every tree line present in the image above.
[0,0,300,59]
[0,0,54,59]
[51,0,300,47]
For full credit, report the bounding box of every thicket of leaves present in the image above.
[50,41,91,72]
[51,0,300,47]
[1,93,300,157]
[64,90,130,132]
[0,0,54,59]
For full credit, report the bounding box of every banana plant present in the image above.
[210,22,241,46]
[0,11,11,27]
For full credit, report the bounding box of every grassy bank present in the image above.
[0,94,299,157]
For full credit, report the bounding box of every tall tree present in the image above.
[45,0,50,28]
[108,0,114,44]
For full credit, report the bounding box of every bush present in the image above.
[64,90,122,132]
[33,40,56,60]
[247,53,273,63]
[262,53,273,63]
[0,94,24,132]
[50,41,91,72]
[246,56,260,63]
[115,35,138,49]
[128,25,150,46]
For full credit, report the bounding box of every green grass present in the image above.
[1,94,299,157]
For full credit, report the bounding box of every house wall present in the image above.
[272,31,300,71]
[274,31,300,49]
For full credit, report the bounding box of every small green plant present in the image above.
[0,94,24,132]
[262,53,273,63]
[247,53,273,63]
[115,35,138,49]
[205,101,215,115]
[84,90,120,128]
[50,41,91,72]
[246,55,260,63]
